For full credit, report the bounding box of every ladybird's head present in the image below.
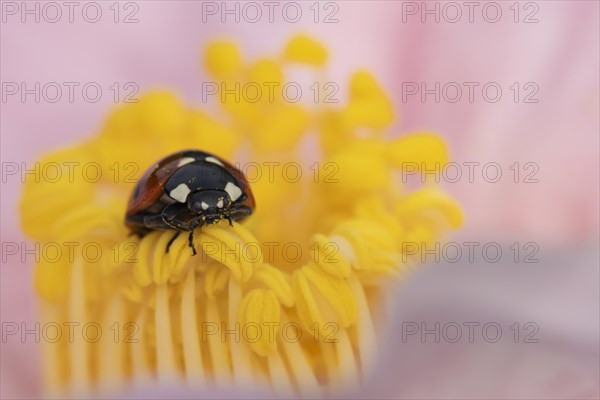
[187,189,232,224]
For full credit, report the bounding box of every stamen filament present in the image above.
[227,278,254,388]
[180,267,206,387]
[98,293,125,387]
[267,351,295,397]
[279,315,322,397]
[131,307,150,383]
[41,304,63,396]
[349,275,377,373]
[155,283,178,381]
[334,328,359,386]
[206,297,232,388]
[68,257,90,393]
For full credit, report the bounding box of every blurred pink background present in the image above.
[1,1,598,398]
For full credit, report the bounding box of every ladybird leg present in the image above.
[188,220,200,256]
[160,203,192,230]
[220,210,234,226]
[187,231,197,256]
[126,213,172,230]
[228,206,252,222]
[166,230,181,253]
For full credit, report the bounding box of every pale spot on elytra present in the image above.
[177,157,196,167]
[224,182,242,201]
[205,156,224,167]
[170,183,191,203]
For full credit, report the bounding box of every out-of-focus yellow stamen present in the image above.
[283,35,328,66]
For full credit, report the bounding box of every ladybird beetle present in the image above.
[125,149,255,255]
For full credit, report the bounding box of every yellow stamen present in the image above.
[283,35,328,66]
[21,34,462,397]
